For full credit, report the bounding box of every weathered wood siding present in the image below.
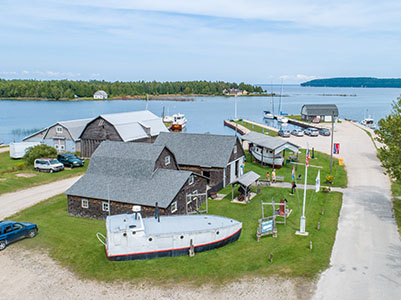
[154,148,179,171]
[80,117,123,157]
[179,165,224,188]
[229,138,246,163]
[44,124,74,141]
[67,175,207,219]
[167,175,208,214]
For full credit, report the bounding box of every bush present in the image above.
[325,175,334,184]
[23,144,57,166]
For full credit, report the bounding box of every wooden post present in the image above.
[269,253,273,263]
[321,208,325,215]
[232,184,234,201]
[317,222,320,230]
[189,239,195,257]
[273,150,275,169]
[309,240,313,250]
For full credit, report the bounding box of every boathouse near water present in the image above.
[240,131,299,169]
[155,132,246,193]
[65,141,207,219]
[301,104,339,122]
[93,90,108,99]
[79,110,168,157]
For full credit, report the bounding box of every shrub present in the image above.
[325,175,334,184]
[24,144,57,166]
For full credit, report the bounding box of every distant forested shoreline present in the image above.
[0,79,264,100]
[301,77,401,88]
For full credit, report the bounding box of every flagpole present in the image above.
[296,146,309,236]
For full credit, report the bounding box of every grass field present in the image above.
[0,151,88,195]
[244,149,347,188]
[10,187,342,283]
[234,120,278,136]
[391,180,401,235]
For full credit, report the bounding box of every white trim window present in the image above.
[56,126,63,134]
[234,145,237,154]
[81,199,89,209]
[98,119,104,126]
[171,201,177,213]
[102,201,109,212]
[165,155,170,166]
[60,145,65,151]
[188,175,194,185]
[192,190,198,202]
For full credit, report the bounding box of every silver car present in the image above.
[291,129,304,137]
[304,128,319,137]
[34,158,64,173]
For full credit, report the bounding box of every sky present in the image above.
[1,0,401,84]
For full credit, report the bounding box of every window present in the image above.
[55,144,59,149]
[56,126,63,133]
[13,223,23,230]
[234,145,237,154]
[102,201,109,212]
[82,199,89,209]
[188,175,194,185]
[192,190,198,203]
[165,155,170,166]
[171,201,177,213]
[98,119,104,126]
[60,145,65,151]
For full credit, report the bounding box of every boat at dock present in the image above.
[361,117,376,129]
[163,113,187,131]
[97,212,242,261]
[263,110,274,119]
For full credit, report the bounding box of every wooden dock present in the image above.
[223,120,249,135]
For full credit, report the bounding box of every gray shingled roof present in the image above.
[240,131,299,153]
[155,132,239,168]
[65,141,193,208]
[232,171,260,187]
[301,104,339,116]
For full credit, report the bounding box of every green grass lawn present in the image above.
[10,187,342,283]
[391,180,401,235]
[234,120,278,136]
[0,151,88,195]
[244,149,347,188]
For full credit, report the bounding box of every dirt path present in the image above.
[0,176,81,220]
[0,146,9,153]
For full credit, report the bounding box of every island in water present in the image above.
[301,77,401,88]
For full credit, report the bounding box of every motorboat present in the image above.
[361,118,375,129]
[163,113,187,131]
[263,110,274,119]
[97,212,242,261]
[276,115,288,123]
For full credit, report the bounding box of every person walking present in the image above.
[290,181,297,195]
[266,171,270,183]
[272,169,276,183]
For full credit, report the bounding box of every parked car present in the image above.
[57,153,84,168]
[0,221,38,251]
[34,158,64,173]
[319,128,331,136]
[291,129,304,137]
[304,128,319,136]
[278,129,291,137]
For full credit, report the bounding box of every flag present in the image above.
[291,167,295,180]
[315,170,320,192]
[306,150,310,167]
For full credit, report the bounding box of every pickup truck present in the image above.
[0,221,38,251]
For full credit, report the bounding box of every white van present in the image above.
[34,158,64,173]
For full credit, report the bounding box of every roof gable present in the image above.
[241,131,299,152]
[155,132,240,168]
[301,104,339,116]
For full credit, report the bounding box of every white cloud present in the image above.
[0,71,17,76]
[280,74,318,82]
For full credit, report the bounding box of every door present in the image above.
[230,162,235,183]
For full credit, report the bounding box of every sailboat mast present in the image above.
[271,81,274,115]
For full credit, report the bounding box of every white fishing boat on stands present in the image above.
[97,211,242,261]
[277,115,289,123]
[163,113,187,131]
[264,110,274,119]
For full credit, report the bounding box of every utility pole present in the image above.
[330,111,335,174]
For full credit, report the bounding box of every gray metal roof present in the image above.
[99,110,169,142]
[240,131,299,153]
[232,171,260,187]
[301,104,339,116]
[155,132,240,168]
[65,141,193,208]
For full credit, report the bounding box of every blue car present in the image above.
[0,221,38,251]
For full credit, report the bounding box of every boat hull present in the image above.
[107,227,242,261]
[249,148,284,168]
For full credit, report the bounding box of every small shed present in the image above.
[301,104,338,122]
[240,131,299,168]
[94,90,108,99]
[231,171,260,203]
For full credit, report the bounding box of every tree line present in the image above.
[0,79,263,100]
[301,77,401,88]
